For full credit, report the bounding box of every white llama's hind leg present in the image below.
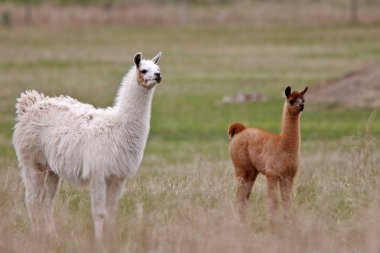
[23,166,60,237]
[105,178,125,235]
[41,170,60,236]
[90,178,107,240]
[23,167,46,234]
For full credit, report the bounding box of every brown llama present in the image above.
[228,86,308,222]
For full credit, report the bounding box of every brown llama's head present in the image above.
[284,86,308,116]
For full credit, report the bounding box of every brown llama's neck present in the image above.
[280,102,300,155]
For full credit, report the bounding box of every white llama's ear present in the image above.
[300,86,308,96]
[285,86,292,98]
[152,52,162,64]
[134,52,142,66]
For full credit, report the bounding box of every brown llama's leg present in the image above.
[236,169,258,221]
[279,176,294,220]
[266,175,280,225]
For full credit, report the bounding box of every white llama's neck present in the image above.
[114,66,155,122]
[280,103,300,155]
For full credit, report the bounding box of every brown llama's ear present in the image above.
[285,86,291,98]
[300,86,308,96]
[134,52,142,67]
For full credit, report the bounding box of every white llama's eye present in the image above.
[141,70,147,74]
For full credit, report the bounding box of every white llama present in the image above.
[12,52,162,240]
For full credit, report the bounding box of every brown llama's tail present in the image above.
[15,90,45,118]
[228,122,246,138]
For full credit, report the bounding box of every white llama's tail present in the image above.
[16,90,45,117]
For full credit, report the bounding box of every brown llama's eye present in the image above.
[141,70,147,74]
[289,99,296,105]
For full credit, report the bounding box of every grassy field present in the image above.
[0,24,380,252]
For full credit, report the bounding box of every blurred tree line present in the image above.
[1,0,380,6]
[1,0,379,25]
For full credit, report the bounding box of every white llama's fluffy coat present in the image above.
[13,52,162,240]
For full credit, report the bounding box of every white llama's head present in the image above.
[134,52,162,89]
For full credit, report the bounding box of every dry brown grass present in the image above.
[1,136,379,253]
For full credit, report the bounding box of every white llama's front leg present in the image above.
[105,177,125,235]
[90,178,107,241]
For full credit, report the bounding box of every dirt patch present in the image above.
[309,61,380,108]
[218,92,268,106]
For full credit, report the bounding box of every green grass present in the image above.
[0,24,380,252]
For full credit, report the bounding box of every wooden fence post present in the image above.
[350,0,358,23]
[25,0,32,24]
[180,0,188,25]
